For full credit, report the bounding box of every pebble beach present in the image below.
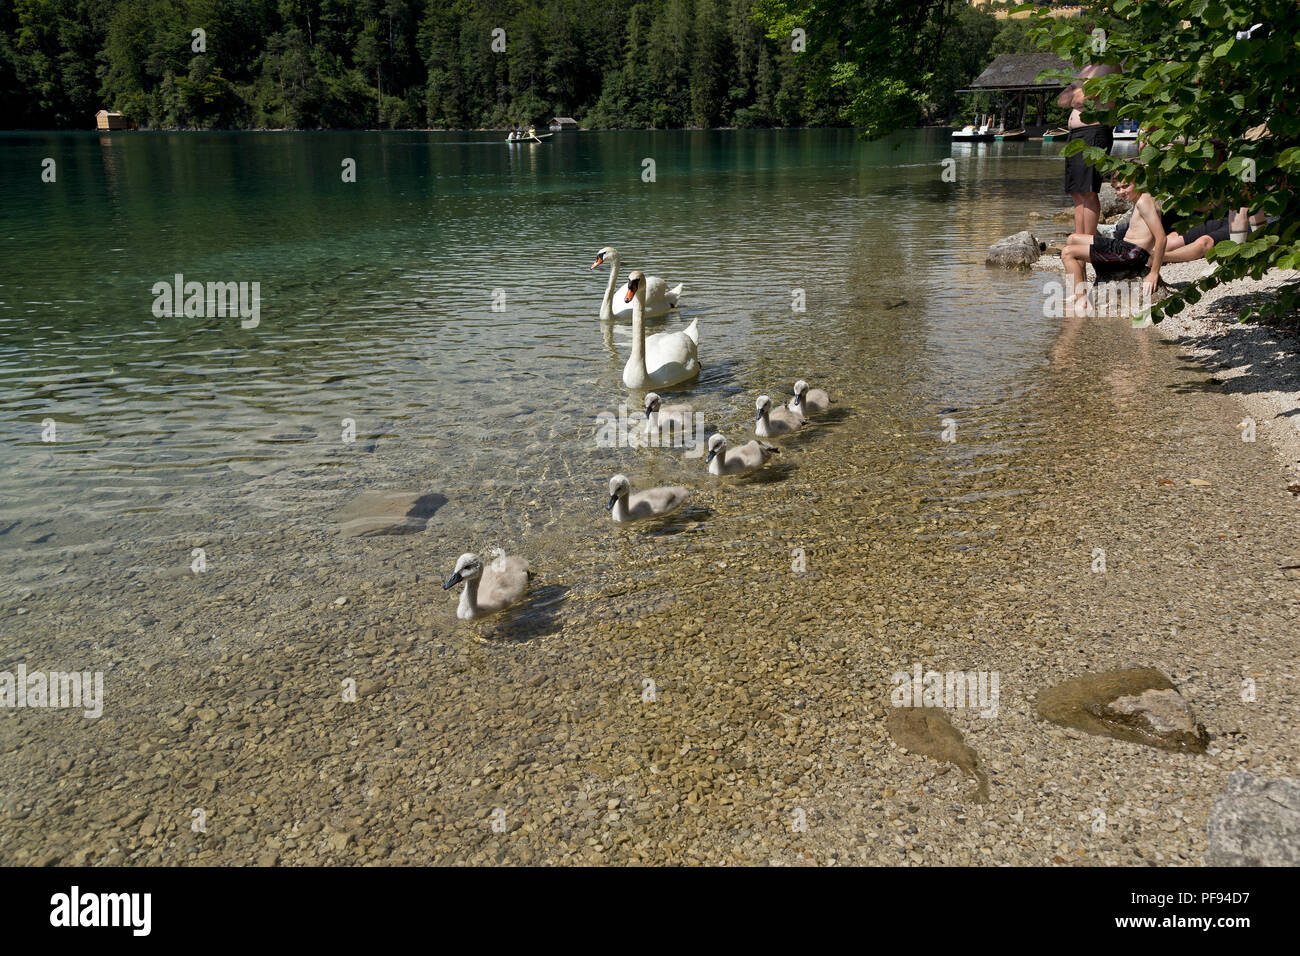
[4,126,1299,867]
[3,258,1298,866]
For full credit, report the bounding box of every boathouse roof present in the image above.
[964,53,1073,92]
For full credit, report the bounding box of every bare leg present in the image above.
[1164,231,1187,253]
[1070,193,1087,234]
[1072,192,1101,235]
[1229,207,1249,243]
[1061,244,1092,312]
[1162,235,1216,264]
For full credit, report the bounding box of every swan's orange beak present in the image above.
[624,278,639,303]
[591,256,603,269]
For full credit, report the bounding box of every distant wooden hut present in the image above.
[95,110,131,130]
[549,116,578,131]
[959,53,1073,134]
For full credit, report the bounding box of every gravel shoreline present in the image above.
[3,257,1299,866]
[1032,253,1300,483]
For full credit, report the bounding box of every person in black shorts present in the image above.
[1088,232,1150,272]
[1164,216,1231,263]
[1064,122,1114,210]
[1057,65,1119,236]
[1061,179,1166,311]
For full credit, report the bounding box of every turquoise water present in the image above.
[1,129,1080,603]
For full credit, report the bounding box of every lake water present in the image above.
[1,128,1127,627]
[18,127,1293,866]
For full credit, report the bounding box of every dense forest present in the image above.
[0,0,1042,130]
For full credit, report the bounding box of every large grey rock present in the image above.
[986,231,1042,269]
[1099,181,1132,218]
[1207,772,1300,866]
[1037,668,1208,753]
[336,491,447,536]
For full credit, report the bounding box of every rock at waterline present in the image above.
[886,707,989,803]
[986,231,1043,269]
[1037,668,1208,753]
[336,491,447,537]
[1207,771,1300,866]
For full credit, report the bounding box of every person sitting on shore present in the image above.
[1165,209,1270,263]
[1060,178,1166,312]
[1117,207,1268,264]
[1162,216,1230,263]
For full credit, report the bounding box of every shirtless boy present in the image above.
[1060,179,1166,312]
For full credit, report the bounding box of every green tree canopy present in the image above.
[1030,0,1299,323]
[1,0,1018,132]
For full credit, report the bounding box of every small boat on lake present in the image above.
[995,128,1027,141]
[952,116,995,142]
[506,128,553,144]
[1112,119,1142,140]
[1042,127,1069,141]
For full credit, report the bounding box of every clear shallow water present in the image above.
[1,128,1086,609]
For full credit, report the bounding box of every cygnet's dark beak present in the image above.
[443,571,462,590]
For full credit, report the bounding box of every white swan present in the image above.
[442,551,530,620]
[788,380,833,417]
[705,433,779,476]
[623,270,700,390]
[755,395,804,437]
[606,474,691,523]
[592,247,683,320]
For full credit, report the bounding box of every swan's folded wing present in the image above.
[644,274,667,302]
[661,486,691,513]
[481,558,530,608]
[643,329,699,370]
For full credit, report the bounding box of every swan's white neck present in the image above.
[600,251,621,322]
[629,286,647,381]
[611,495,631,522]
[457,577,480,619]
